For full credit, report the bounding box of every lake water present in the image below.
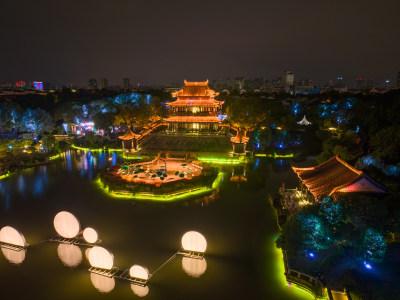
[0,150,313,299]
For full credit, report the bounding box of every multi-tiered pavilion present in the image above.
[165,80,223,131]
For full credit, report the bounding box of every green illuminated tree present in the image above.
[362,228,387,262]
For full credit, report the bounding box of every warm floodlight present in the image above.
[181,231,207,253]
[53,211,80,239]
[88,246,114,270]
[182,257,207,278]
[129,265,149,280]
[1,247,26,265]
[131,284,149,297]
[57,243,82,268]
[90,272,115,293]
[83,227,98,244]
[0,226,27,247]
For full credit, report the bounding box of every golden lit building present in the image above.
[165,80,224,131]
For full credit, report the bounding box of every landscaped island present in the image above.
[97,153,221,201]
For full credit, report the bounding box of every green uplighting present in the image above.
[96,172,223,201]
[49,153,61,160]
[255,153,294,158]
[0,171,11,180]
[71,145,123,152]
[198,157,244,164]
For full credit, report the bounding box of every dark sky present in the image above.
[1,0,399,86]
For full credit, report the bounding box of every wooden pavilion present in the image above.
[292,155,389,201]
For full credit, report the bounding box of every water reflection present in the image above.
[131,284,149,297]
[272,159,291,174]
[181,257,207,278]
[1,247,26,265]
[90,272,115,293]
[57,243,82,268]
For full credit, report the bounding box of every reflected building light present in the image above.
[0,226,27,247]
[181,231,207,253]
[131,284,149,297]
[1,247,26,265]
[53,211,81,239]
[182,257,207,278]
[90,272,115,293]
[17,175,26,197]
[83,227,98,244]
[57,243,82,268]
[129,265,149,281]
[66,151,72,171]
[88,246,114,270]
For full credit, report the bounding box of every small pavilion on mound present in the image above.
[292,155,389,202]
[230,130,249,154]
[165,80,224,131]
[118,129,141,151]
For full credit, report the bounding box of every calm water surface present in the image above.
[0,151,313,299]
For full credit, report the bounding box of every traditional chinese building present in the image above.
[292,155,389,201]
[165,80,224,131]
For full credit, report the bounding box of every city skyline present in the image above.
[1,0,399,86]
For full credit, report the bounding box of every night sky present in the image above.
[1,0,399,86]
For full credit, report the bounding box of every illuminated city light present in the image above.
[88,246,114,270]
[181,231,207,253]
[129,265,149,280]
[53,211,81,239]
[0,226,27,247]
[83,227,98,244]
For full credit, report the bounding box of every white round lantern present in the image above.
[57,243,82,268]
[182,256,207,278]
[181,231,207,253]
[0,226,27,247]
[129,265,149,280]
[88,246,114,270]
[53,211,80,239]
[1,247,26,265]
[131,284,149,297]
[90,272,115,293]
[83,227,98,244]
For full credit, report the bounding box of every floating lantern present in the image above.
[0,226,27,247]
[129,265,149,280]
[181,231,207,253]
[83,227,98,244]
[182,257,207,278]
[57,243,82,268]
[88,246,114,270]
[53,211,80,239]
[1,247,26,265]
[131,284,149,297]
[90,272,115,293]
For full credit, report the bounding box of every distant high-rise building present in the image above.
[99,78,108,90]
[235,77,244,90]
[282,70,294,92]
[356,78,374,89]
[397,71,400,87]
[123,77,130,91]
[336,77,345,87]
[88,78,98,90]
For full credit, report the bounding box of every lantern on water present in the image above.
[57,243,82,268]
[83,227,98,244]
[182,256,207,278]
[0,226,27,247]
[129,265,149,280]
[131,284,149,297]
[53,211,80,239]
[88,246,114,270]
[1,247,26,265]
[181,231,207,253]
[90,272,115,293]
